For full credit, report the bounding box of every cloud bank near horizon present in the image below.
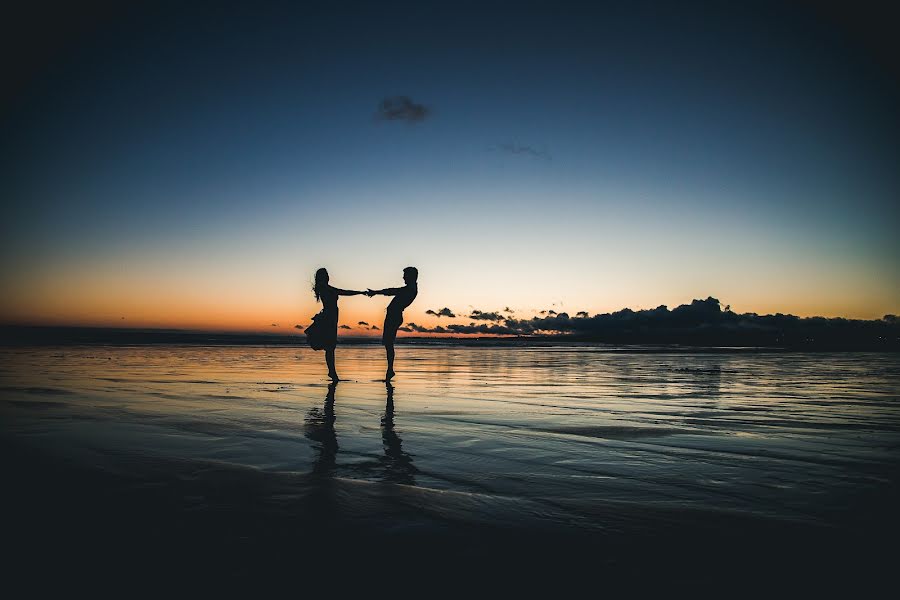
[400,297,899,346]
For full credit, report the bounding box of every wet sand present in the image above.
[2,345,898,588]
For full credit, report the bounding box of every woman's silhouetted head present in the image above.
[313,268,329,301]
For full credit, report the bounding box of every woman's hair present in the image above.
[313,268,329,302]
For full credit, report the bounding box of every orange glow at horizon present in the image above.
[2,233,897,333]
[3,278,896,334]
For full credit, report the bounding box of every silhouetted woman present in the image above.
[312,268,365,381]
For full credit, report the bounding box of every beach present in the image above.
[2,344,898,586]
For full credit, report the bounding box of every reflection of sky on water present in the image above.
[2,345,898,533]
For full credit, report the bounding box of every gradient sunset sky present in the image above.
[2,1,898,334]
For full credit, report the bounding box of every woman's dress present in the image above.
[316,286,339,350]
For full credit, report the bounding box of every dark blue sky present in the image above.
[2,1,898,328]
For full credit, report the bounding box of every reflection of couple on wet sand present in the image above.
[305,381,416,486]
[306,266,418,382]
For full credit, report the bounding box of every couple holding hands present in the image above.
[306,267,418,382]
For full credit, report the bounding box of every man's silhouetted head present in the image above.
[403,267,418,284]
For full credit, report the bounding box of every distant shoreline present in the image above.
[1,325,897,352]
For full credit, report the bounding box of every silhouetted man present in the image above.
[367,267,418,381]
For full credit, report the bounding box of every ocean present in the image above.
[2,344,898,586]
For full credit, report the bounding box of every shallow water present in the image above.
[2,344,899,585]
[3,345,898,535]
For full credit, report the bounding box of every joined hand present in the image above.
[366,289,376,297]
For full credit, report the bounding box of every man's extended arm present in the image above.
[367,286,403,296]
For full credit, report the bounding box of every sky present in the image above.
[2,0,898,334]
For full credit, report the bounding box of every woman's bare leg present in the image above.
[325,348,338,381]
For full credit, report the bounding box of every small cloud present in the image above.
[358,321,369,326]
[295,324,307,330]
[494,142,551,161]
[370,325,380,330]
[426,307,456,318]
[469,310,504,321]
[503,307,514,313]
[406,322,450,333]
[271,323,278,327]
[548,310,557,316]
[377,96,429,122]
[398,326,413,332]
[576,311,589,318]
[339,325,351,330]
